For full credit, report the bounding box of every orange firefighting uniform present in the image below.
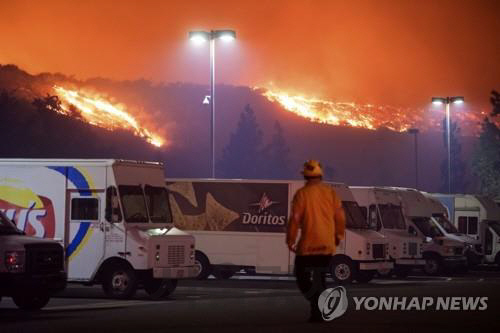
[286,181,346,255]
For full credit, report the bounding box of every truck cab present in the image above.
[324,183,393,284]
[433,194,500,266]
[350,187,425,278]
[423,193,482,267]
[0,211,66,310]
[392,188,467,275]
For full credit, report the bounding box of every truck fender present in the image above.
[94,257,134,284]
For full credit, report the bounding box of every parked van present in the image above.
[390,188,467,275]
[166,179,392,284]
[0,210,66,310]
[350,187,425,277]
[433,194,500,266]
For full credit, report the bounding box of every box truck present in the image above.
[350,186,425,277]
[433,194,500,266]
[166,179,392,284]
[1,210,66,310]
[422,193,482,267]
[0,159,198,300]
[389,188,467,275]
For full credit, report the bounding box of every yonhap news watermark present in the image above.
[319,287,489,321]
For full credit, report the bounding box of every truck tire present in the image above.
[355,270,376,283]
[423,255,443,276]
[195,251,212,280]
[102,264,137,299]
[12,293,50,311]
[330,257,354,284]
[144,278,178,300]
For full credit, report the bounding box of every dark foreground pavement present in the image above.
[1,272,500,333]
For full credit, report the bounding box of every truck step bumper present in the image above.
[443,256,467,268]
[395,258,426,266]
[359,261,394,270]
[153,265,199,279]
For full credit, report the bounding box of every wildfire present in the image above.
[259,87,487,135]
[53,86,164,147]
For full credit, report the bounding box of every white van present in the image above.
[166,179,392,284]
[390,188,467,275]
[350,187,425,277]
[0,159,197,299]
[433,194,500,266]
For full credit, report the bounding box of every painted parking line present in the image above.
[44,300,171,311]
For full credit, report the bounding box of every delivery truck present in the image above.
[166,179,392,284]
[422,193,482,267]
[389,188,467,275]
[433,194,500,266]
[350,186,425,277]
[0,159,198,300]
[0,210,66,310]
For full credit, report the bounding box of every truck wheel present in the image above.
[195,251,212,280]
[394,265,411,278]
[102,264,137,299]
[423,256,443,276]
[213,268,235,280]
[144,278,178,300]
[330,257,354,284]
[12,293,50,311]
[355,270,376,283]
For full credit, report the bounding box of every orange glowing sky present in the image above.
[0,0,499,108]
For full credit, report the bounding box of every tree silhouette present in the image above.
[217,104,263,178]
[261,121,292,179]
[472,90,500,196]
[440,118,467,193]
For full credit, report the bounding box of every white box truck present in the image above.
[350,186,425,277]
[1,210,66,310]
[166,179,392,284]
[433,194,500,266]
[389,188,467,275]
[422,193,482,267]
[0,159,198,299]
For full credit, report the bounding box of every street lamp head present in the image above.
[431,97,446,105]
[189,31,210,44]
[450,96,464,104]
[215,30,236,42]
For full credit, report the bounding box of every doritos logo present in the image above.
[0,185,55,238]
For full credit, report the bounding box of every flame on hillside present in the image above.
[260,87,487,135]
[53,86,164,147]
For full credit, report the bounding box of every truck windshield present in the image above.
[0,212,23,235]
[432,214,459,234]
[487,221,500,237]
[343,201,370,229]
[118,185,149,223]
[378,204,406,229]
[144,185,172,223]
[413,217,443,238]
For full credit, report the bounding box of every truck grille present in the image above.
[25,244,64,274]
[453,247,463,255]
[167,245,185,266]
[408,242,417,256]
[372,244,385,259]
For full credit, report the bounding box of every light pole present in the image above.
[189,29,236,178]
[431,96,464,193]
[407,128,419,189]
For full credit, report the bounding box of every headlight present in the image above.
[5,251,25,273]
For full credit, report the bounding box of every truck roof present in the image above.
[0,159,163,168]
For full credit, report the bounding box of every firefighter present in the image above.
[286,160,346,322]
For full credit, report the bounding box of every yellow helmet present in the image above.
[302,160,323,177]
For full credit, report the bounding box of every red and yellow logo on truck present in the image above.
[0,184,55,238]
